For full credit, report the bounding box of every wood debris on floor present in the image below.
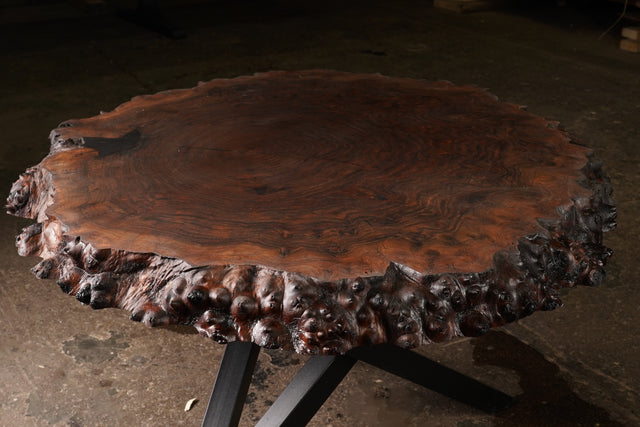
[621,26,640,52]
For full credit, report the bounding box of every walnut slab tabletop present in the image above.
[7,70,616,355]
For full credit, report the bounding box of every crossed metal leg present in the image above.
[202,342,515,427]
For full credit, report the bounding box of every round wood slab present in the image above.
[7,70,616,354]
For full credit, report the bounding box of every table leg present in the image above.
[255,355,357,427]
[201,341,261,427]
[348,344,516,413]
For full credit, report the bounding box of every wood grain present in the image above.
[7,70,616,354]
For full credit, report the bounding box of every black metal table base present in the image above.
[202,342,515,427]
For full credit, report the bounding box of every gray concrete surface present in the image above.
[1,1,638,426]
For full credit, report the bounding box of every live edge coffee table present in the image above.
[7,70,616,426]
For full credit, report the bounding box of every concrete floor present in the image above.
[1,1,639,426]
